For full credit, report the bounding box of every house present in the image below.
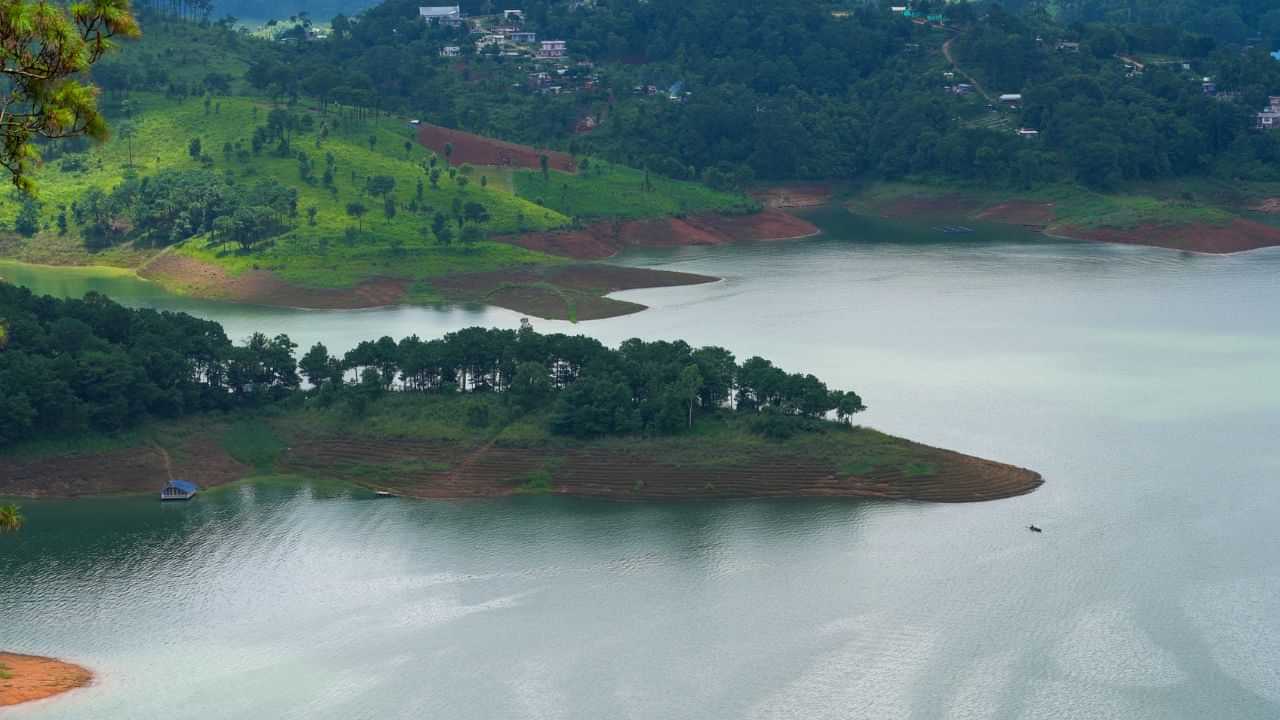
[419,5,463,26]
[503,9,524,21]
[511,31,536,43]
[890,6,907,13]
[476,34,505,49]
[537,40,566,59]
[1056,41,1080,52]
[1256,97,1280,129]
[1202,77,1217,95]
[160,479,198,501]
[440,45,461,57]
[953,83,973,95]
[1016,128,1040,138]
[999,93,1022,106]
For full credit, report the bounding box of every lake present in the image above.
[3,209,1280,718]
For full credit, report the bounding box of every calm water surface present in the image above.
[3,209,1279,718]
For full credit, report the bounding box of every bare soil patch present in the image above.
[416,122,576,172]
[279,435,1042,503]
[1057,220,1280,254]
[1250,197,1280,214]
[496,210,820,261]
[750,184,834,209]
[0,653,92,708]
[0,434,248,498]
[976,200,1056,227]
[141,254,408,309]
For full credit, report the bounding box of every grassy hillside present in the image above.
[513,160,751,220]
[0,15,772,310]
[3,92,569,288]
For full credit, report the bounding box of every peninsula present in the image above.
[0,284,1041,504]
[0,653,92,708]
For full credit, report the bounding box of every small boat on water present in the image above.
[374,490,397,498]
[160,479,199,501]
[1028,524,1043,533]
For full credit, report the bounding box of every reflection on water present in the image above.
[3,210,1280,718]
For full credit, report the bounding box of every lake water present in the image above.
[3,209,1280,718]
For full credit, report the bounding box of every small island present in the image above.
[0,283,1041,503]
[0,653,92,708]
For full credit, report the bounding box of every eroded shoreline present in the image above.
[866,191,1280,254]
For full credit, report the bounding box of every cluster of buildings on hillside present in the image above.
[1255,97,1280,130]
[421,6,569,61]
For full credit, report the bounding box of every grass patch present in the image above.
[0,663,12,680]
[1,427,151,459]
[221,418,285,471]
[514,160,750,220]
[512,462,558,495]
[279,393,508,443]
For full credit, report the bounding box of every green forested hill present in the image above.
[224,0,1280,196]
[0,13,744,300]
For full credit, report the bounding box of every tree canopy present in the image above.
[0,285,865,447]
[0,0,140,191]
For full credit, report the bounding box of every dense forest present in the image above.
[0,285,865,447]
[208,0,1280,191]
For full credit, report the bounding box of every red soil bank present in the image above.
[1059,220,1280,254]
[416,122,576,172]
[496,210,821,260]
[749,183,834,209]
[975,200,1055,227]
[0,435,248,498]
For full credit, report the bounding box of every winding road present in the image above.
[942,35,995,102]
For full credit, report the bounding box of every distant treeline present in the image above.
[0,286,864,446]
[214,0,1280,190]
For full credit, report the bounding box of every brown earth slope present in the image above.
[416,122,576,172]
[279,435,1042,504]
[0,435,248,498]
[496,210,820,261]
[1059,219,1280,254]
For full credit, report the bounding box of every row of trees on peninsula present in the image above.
[0,286,863,447]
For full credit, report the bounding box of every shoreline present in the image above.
[492,209,822,261]
[0,417,1043,505]
[0,652,92,708]
[3,205,816,319]
[857,187,1280,255]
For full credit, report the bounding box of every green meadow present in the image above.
[513,160,749,220]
